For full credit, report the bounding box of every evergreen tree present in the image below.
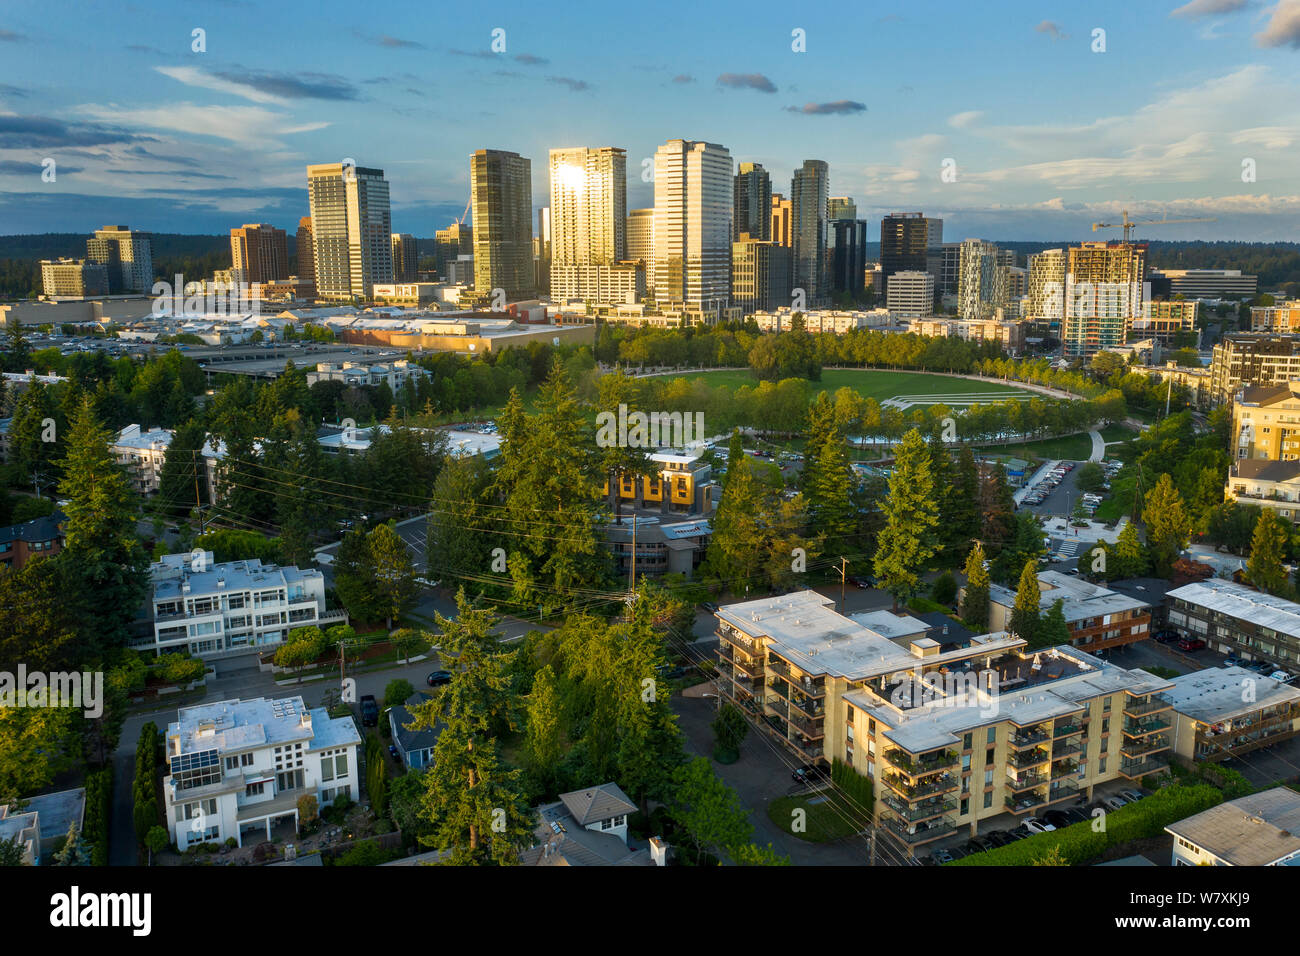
[799,392,838,493]
[1036,598,1071,649]
[1009,559,1041,644]
[951,444,981,558]
[872,428,939,608]
[926,424,958,559]
[9,378,59,490]
[369,520,417,630]
[333,527,382,623]
[156,418,209,519]
[980,461,1017,556]
[54,822,90,866]
[5,318,30,372]
[1246,509,1290,596]
[805,430,856,557]
[1142,474,1192,577]
[524,664,564,793]
[961,542,991,631]
[1113,522,1149,580]
[427,455,490,588]
[56,397,148,648]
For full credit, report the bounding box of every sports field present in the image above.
[665,368,1038,407]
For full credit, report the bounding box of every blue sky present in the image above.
[2,0,1299,240]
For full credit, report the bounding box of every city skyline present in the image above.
[1,0,1299,240]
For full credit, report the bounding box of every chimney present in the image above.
[649,836,669,867]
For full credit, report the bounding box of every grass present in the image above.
[766,791,872,843]
[1099,423,1138,443]
[974,431,1094,463]
[664,368,1037,405]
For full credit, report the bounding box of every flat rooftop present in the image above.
[990,570,1150,623]
[1168,578,1300,642]
[1161,665,1300,724]
[1166,787,1300,866]
[716,589,1024,682]
[152,555,319,601]
[168,696,359,757]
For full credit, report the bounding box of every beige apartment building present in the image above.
[40,258,109,298]
[1249,301,1300,333]
[1210,334,1300,406]
[1229,381,1300,460]
[1161,666,1300,764]
[713,590,1172,853]
[230,224,288,285]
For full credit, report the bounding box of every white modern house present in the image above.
[146,550,344,659]
[163,696,361,851]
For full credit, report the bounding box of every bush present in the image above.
[82,766,113,866]
[930,572,957,607]
[830,758,873,815]
[383,678,414,709]
[948,783,1224,866]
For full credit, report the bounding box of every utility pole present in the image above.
[629,514,637,594]
[837,556,848,614]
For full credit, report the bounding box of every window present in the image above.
[984,769,993,787]
[960,798,968,815]
[241,752,253,767]
[986,727,996,744]
[983,790,993,809]
[985,747,995,765]
[225,756,238,771]
[245,782,265,797]
[321,758,334,782]
[963,732,972,751]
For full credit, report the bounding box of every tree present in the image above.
[1036,599,1071,649]
[711,702,748,762]
[731,843,792,866]
[1112,522,1148,580]
[1143,474,1191,577]
[951,444,982,558]
[57,397,148,648]
[1246,509,1290,597]
[427,455,490,587]
[53,822,91,866]
[1009,560,1041,644]
[0,694,76,802]
[873,429,939,607]
[0,834,29,867]
[156,418,209,518]
[668,757,753,863]
[369,521,417,630]
[804,426,857,557]
[524,664,564,793]
[961,542,990,631]
[384,678,415,708]
[145,826,170,866]
[390,628,425,665]
[333,528,382,622]
[297,794,319,830]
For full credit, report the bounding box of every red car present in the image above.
[1176,637,1206,652]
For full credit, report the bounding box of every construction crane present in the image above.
[455,199,471,226]
[1091,209,1216,242]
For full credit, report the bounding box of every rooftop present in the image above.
[989,570,1150,624]
[1168,578,1300,642]
[1161,666,1300,724]
[151,550,320,601]
[0,509,65,546]
[167,696,359,758]
[1166,787,1300,866]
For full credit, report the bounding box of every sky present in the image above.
[1,0,1299,241]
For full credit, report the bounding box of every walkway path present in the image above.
[1089,430,1105,462]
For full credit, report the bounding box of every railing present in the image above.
[786,710,824,739]
[1123,697,1171,717]
[1005,792,1048,813]
[731,656,765,679]
[789,738,823,759]
[883,773,957,799]
[1121,735,1170,758]
[1120,756,1167,778]
[1122,716,1172,738]
[788,694,826,719]
[1052,722,1083,738]
[881,816,957,845]
[881,795,956,822]
[1004,772,1049,792]
[1050,760,1079,779]
[1009,728,1050,749]
[1008,748,1050,769]
[884,748,958,776]
[1051,741,1083,759]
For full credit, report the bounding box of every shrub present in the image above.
[82,767,112,866]
[930,572,958,607]
[830,758,873,815]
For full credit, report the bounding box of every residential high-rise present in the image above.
[652,139,732,317]
[733,162,772,241]
[1211,334,1300,405]
[957,239,1009,321]
[1026,248,1066,322]
[548,146,627,303]
[230,224,288,286]
[86,225,153,293]
[1062,241,1147,359]
[828,218,867,297]
[827,196,857,221]
[295,217,315,293]
[770,193,792,247]
[879,212,931,293]
[40,258,109,297]
[470,149,535,301]
[790,159,829,304]
[306,163,393,301]
[926,242,961,299]
[390,233,418,282]
[732,235,792,313]
[626,208,655,291]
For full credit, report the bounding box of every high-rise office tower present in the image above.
[828,218,868,297]
[434,221,472,279]
[40,259,109,297]
[230,224,288,285]
[827,197,857,221]
[534,206,551,293]
[626,208,655,291]
[306,163,393,300]
[1027,249,1066,322]
[790,160,829,303]
[927,242,961,298]
[548,146,627,302]
[1062,241,1147,358]
[86,225,153,293]
[770,194,793,247]
[652,139,732,316]
[880,213,932,293]
[957,239,1008,321]
[470,149,535,300]
[390,233,418,282]
[732,236,792,313]
[296,217,315,291]
[734,162,772,241]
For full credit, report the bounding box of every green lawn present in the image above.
[1099,423,1139,443]
[665,368,1036,405]
[974,431,1094,463]
[766,791,872,843]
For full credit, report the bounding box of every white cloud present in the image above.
[948,110,984,129]
[77,102,328,146]
[1170,0,1251,20]
[1256,0,1300,47]
[154,66,284,104]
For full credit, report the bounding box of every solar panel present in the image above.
[169,749,219,773]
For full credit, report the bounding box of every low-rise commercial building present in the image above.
[162,695,361,851]
[885,270,935,318]
[1150,269,1257,300]
[304,358,428,392]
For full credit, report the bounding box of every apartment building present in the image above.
[548,146,628,304]
[1224,458,1300,522]
[147,550,340,659]
[909,317,1026,353]
[1166,577,1300,668]
[162,695,361,851]
[790,159,829,304]
[0,510,66,570]
[551,262,644,306]
[770,193,792,247]
[731,237,792,313]
[1209,334,1300,405]
[1250,300,1300,334]
[1062,241,1146,359]
[306,163,394,301]
[112,424,174,494]
[1162,666,1300,764]
[1166,787,1300,866]
[304,358,429,392]
[733,162,772,241]
[40,258,109,298]
[652,139,732,317]
[1129,300,1199,348]
[1229,380,1300,460]
[1026,249,1066,322]
[751,307,896,334]
[713,590,1172,852]
[956,239,1010,321]
[230,224,289,286]
[295,217,315,296]
[885,270,934,318]
[977,570,1154,654]
[87,225,153,294]
[625,208,654,291]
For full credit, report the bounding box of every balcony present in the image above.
[785,710,825,739]
[1050,760,1079,779]
[787,694,826,719]
[883,748,958,777]
[881,795,956,823]
[1052,721,1083,738]
[1051,740,1083,759]
[1123,697,1172,718]
[789,737,823,759]
[883,772,958,800]
[1004,772,1049,792]
[1119,756,1167,779]
[1008,748,1050,769]
[881,815,958,846]
[1005,791,1048,814]
[732,655,765,680]
[1009,727,1050,749]
[1122,716,1172,738]
[1121,735,1170,759]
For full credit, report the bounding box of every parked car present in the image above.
[946,844,970,860]
[791,765,829,786]
[1043,810,1073,829]
[1118,789,1144,804]
[701,601,719,612]
[359,695,378,727]
[426,670,452,687]
[1153,629,1179,644]
[852,576,874,589]
[1024,818,1057,834]
[986,830,1014,848]
[1176,637,1207,652]
[966,835,994,853]
[1006,825,1034,841]
[1102,795,1129,811]
[931,848,955,864]
[387,744,400,761]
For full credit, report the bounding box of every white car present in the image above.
[1024,818,1057,834]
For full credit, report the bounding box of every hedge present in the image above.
[831,757,873,815]
[133,723,162,854]
[947,783,1224,866]
[82,766,113,867]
